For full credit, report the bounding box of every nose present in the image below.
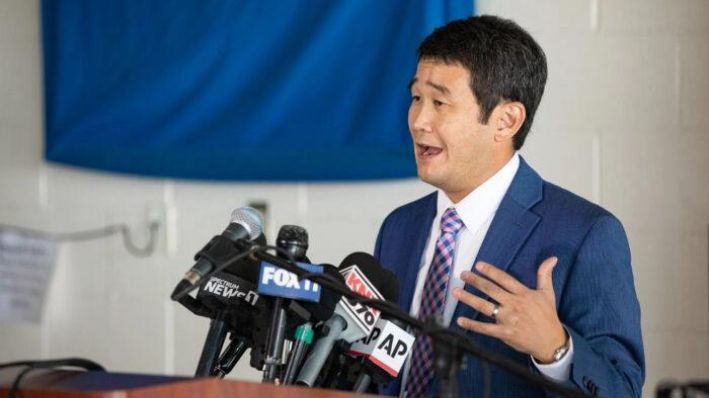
[409,102,432,134]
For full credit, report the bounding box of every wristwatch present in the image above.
[551,333,571,362]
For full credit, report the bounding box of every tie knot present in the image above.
[440,207,464,234]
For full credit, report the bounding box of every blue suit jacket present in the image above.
[374,158,645,397]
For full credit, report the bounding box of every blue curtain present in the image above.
[42,1,473,181]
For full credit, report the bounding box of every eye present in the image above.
[433,100,444,107]
[411,95,421,102]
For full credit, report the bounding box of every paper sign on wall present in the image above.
[0,229,57,323]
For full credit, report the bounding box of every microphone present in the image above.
[171,207,264,301]
[198,269,265,378]
[295,252,398,387]
[176,239,265,320]
[337,252,399,341]
[339,252,399,300]
[192,257,271,377]
[262,225,310,383]
[196,269,263,315]
[249,263,343,374]
[317,252,402,389]
[175,207,263,377]
[276,224,309,260]
[282,322,315,385]
[279,263,346,385]
[348,318,415,392]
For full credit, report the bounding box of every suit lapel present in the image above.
[452,158,544,323]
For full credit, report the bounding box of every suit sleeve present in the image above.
[373,212,406,397]
[374,219,384,260]
[554,215,645,397]
[373,210,392,261]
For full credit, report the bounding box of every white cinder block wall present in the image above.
[0,0,707,396]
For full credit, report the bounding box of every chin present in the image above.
[417,171,446,190]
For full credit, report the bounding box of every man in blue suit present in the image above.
[374,16,644,397]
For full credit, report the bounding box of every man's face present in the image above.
[408,60,501,202]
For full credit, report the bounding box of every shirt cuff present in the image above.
[530,334,574,382]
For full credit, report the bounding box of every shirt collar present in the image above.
[436,152,520,233]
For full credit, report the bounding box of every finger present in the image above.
[536,256,558,293]
[475,261,527,294]
[456,316,505,339]
[460,270,510,303]
[452,287,497,317]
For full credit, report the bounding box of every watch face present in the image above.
[552,329,571,362]
[553,345,569,362]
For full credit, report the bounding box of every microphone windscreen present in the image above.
[230,207,264,239]
[340,252,399,302]
[277,225,309,260]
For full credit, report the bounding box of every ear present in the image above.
[492,101,526,144]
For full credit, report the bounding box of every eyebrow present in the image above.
[407,78,452,96]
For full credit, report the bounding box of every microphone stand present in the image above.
[211,334,250,378]
[262,225,308,383]
[194,312,230,377]
[171,247,260,379]
[262,296,288,382]
[431,316,463,398]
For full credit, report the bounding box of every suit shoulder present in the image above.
[381,191,436,226]
[374,191,436,261]
[539,181,620,227]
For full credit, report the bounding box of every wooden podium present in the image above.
[0,368,378,398]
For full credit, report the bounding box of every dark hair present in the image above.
[417,15,547,149]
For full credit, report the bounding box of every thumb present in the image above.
[536,256,558,295]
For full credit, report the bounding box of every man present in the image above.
[374,15,644,397]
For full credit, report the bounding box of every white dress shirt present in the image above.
[401,153,573,391]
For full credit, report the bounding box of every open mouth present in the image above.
[417,143,443,157]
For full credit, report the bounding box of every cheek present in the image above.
[447,127,488,163]
[440,117,476,147]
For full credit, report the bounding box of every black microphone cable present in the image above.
[170,244,262,301]
[0,358,105,398]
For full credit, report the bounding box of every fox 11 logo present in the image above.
[257,261,323,302]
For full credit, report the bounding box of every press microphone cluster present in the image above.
[171,209,594,398]
[170,208,412,392]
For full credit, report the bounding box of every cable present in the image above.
[172,248,260,300]
[0,358,105,398]
[8,366,34,398]
[174,243,304,300]
[0,221,159,258]
[0,358,105,371]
